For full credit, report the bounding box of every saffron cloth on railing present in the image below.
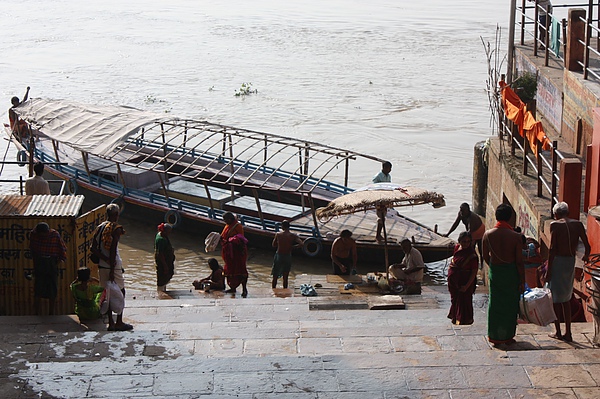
[500,80,552,155]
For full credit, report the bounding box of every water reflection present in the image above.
[117,216,449,292]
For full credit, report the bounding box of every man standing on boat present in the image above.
[9,86,30,139]
[372,161,392,242]
[97,204,133,331]
[444,203,484,266]
[331,229,357,275]
[25,162,51,195]
[372,161,392,184]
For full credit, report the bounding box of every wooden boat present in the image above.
[5,98,454,263]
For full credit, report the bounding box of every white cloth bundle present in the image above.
[99,281,125,315]
[204,232,221,253]
[519,287,557,326]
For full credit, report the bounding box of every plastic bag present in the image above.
[204,232,221,253]
[99,287,109,315]
[519,287,557,326]
[300,284,317,296]
[99,281,125,315]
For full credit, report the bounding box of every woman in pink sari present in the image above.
[447,231,479,325]
[220,212,249,297]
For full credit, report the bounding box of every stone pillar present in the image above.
[558,158,583,219]
[566,9,586,72]
[472,141,488,217]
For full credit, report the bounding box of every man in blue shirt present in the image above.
[372,161,392,183]
[372,161,392,242]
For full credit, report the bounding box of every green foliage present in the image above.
[235,82,258,97]
[513,72,537,104]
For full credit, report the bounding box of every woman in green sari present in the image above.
[155,223,175,292]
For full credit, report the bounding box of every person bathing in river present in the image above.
[193,258,225,292]
[271,220,304,289]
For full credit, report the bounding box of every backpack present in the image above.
[90,222,108,264]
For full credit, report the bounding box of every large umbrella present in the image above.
[316,182,446,280]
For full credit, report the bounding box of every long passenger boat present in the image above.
[5,98,454,263]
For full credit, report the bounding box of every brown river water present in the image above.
[0,0,511,289]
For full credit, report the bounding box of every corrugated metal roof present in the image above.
[0,195,84,217]
[0,195,31,215]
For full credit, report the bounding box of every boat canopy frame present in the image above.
[14,98,385,196]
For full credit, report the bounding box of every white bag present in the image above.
[204,232,221,253]
[519,287,557,326]
[99,281,125,315]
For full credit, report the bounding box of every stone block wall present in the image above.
[562,71,600,155]
[484,137,550,246]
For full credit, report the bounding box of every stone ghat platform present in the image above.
[1,277,599,398]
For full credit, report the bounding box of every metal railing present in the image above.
[516,1,600,79]
[0,178,68,195]
[497,98,565,214]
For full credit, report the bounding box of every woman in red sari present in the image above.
[221,212,249,297]
[447,231,479,325]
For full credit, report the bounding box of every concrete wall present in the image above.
[562,71,600,155]
[587,109,600,254]
[484,138,550,244]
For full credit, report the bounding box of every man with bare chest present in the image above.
[331,229,358,275]
[547,202,590,342]
[482,203,524,346]
[271,220,304,288]
[445,203,485,265]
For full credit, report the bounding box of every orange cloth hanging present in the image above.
[500,80,552,155]
[522,112,552,154]
[500,80,526,133]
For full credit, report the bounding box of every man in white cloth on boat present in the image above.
[546,201,590,343]
[444,203,485,266]
[372,161,392,243]
[388,239,425,295]
[25,161,51,195]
